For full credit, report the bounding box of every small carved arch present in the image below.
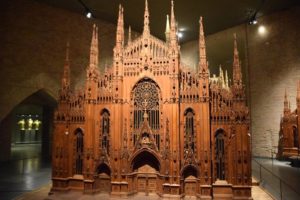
[181,164,199,179]
[130,149,161,172]
[184,107,195,116]
[100,108,110,116]
[97,163,111,176]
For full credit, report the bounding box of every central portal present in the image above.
[136,164,157,193]
[131,150,161,195]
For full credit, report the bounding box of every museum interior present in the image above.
[0,0,300,199]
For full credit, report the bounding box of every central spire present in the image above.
[233,33,242,86]
[198,16,208,73]
[89,24,98,69]
[170,0,177,44]
[62,42,70,89]
[143,0,150,35]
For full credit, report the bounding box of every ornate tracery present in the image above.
[215,129,225,180]
[74,129,83,175]
[100,109,110,155]
[132,79,160,149]
[184,108,196,154]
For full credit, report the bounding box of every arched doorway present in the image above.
[131,150,160,194]
[95,163,111,193]
[181,165,198,196]
[7,89,57,161]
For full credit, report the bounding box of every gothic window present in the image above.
[184,108,195,153]
[132,79,160,148]
[101,109,110,155]
[215,130,225,180]
[75,129,83,174]
[293,126,299,148]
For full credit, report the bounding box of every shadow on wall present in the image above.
[0,89,57,161]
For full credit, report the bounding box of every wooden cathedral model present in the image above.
[277,82,300,160]
[51,0,252,199]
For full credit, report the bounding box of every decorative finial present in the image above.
[165,15,170,43]
[128,26,132,45]
[143,0,150,35]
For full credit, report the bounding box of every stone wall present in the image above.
[0,0,123,160]
[0,0,122,123]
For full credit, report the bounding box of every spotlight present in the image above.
[78,0,93,19]
[249,14,257,25]
[86,10,92,18]
[177,32,183,38]
[249,17,257,25]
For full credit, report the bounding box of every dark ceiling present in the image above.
[35,0,299,43]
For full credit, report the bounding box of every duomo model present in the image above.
[51,0,251,199]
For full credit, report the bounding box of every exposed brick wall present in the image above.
[248,7,300,157]
[181,7,300,157]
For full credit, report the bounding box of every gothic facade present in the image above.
[277,82,300,159]
[51,1,251,199]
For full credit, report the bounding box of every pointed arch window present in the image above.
[184,108,195,153]
[293,126,299,148]
[215,130,225,180]
[101,109,110,155]
[75,129,83,174]
[132,79,160,148]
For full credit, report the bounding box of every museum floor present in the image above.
[1,144,300,200]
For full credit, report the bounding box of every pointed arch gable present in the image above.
[184,107,195,116]
[97,163,111,176]
[129,148,161,172]
[181,164,199,179]
[74,127,84,135]
[100,108,110,116]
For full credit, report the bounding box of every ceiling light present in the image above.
[249,17,257,25]
[177,32,183,38]
[249,13,257,25]
[258,25,266,34]
[86,10,92,18]
[78,0,93,19]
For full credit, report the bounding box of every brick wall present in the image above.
[181,6,300,157]
[248,7,300,157]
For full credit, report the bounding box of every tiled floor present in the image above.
[0,144,51,200]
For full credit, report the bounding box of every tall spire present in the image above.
[169,0,177,45]
[225,70,229,89]
[89,24,98,69]
[116,4,124,48]
[284,89,290,115]
[198,16,208,73]
[233,33,242,86]
[165,14,170,43]
[128,26,132,45]
[143,0,150,35]
[62,42,70,89]
[219,65,225,88]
